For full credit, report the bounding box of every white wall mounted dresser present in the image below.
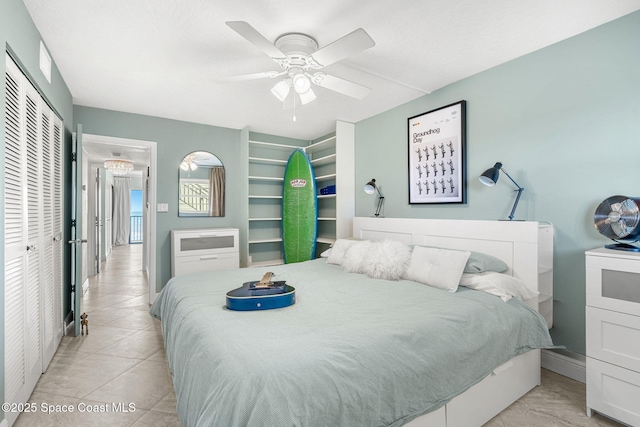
[586,247,640,426]
[171,228,239,277]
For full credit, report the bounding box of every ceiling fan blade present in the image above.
[215,71,284,83]
[226,21,287,60]
[307,28,375,68]
[312,73,371,100]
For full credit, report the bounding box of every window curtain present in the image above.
[112,177,131,245]
[209,167,225,216]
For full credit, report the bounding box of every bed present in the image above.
[150,217,554,427]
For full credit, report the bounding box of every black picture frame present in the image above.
[408,100,466,205]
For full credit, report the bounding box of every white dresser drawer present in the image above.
[587,306,640,372]
[586,249,640,316]
[587,357,640,426]
[171,228,239,257]
[172,252,239,277]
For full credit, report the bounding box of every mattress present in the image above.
[150,258,553,427]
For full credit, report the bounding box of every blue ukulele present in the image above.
[226,272,295,311]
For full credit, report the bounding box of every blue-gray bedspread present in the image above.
[150,259,553,427]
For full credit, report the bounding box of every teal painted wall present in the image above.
[73,106,244,291]
[1,0,74,417]
[354,11,640,355]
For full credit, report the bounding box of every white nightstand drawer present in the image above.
[586,249,640,316]
[172,252,239,277]
[587,357,640,426]
[587,306,640,372]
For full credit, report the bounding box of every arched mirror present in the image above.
[178,151,225,217]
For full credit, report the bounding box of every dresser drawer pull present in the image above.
[200,255,219,260]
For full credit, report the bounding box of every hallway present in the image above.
[14,244,181,426]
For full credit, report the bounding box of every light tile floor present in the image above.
[15,244,181,427]
[14,244,625,427]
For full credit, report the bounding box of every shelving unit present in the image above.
[537,223,554,328]
[244,122,355,267]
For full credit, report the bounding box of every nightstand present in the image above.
[171,228,239,277]
[585,247,640,426]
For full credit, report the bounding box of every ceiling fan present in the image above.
[221,21,375,105]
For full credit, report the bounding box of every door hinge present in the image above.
[71,219,76,228]
[71,285,76,293]
[71,152,77,162]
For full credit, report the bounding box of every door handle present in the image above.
[68,239,88,245]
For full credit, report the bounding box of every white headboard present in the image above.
[352,217,553,311]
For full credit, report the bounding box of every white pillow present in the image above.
[326,239,362,265]
[459,272,539,302]
[341,240,412,281]
[342,240,374,273]
[404,246,471,292]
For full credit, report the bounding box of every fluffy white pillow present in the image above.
[404,246,471,292]
[342,240,374,273]
[341,239,412,280]
[459,272,539,302]
[367,240,412,280]
[326,239,362,265]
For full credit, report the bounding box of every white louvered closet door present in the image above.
[4,54,64,426]
[4,53,29,424]
[41,102,63,367]
[24,82,43,395]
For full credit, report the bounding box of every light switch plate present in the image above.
[157,203,168,213]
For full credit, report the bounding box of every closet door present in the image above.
[41,102,62,367]
[4,53,42,424]
[4,54,29,425]
[52,114,64,356]
[4,54,63,426]
[23,73,44,396]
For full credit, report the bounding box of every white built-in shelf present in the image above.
[538,293,553,303]
[317,194,336,199]
[249,157,287,165]
[316,173,337,182]
[538,265,553,274]
[249,217,282,221]
[248,238,283,244]
[311,154,336,166]
[318,217,337,221]
[316,237,336,244]
[249,140,302,151]
[248,195,282,199]
[305,135,336,152]
[249,176,284,182]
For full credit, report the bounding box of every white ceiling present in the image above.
[23,0,640,144]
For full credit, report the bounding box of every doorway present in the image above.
[81,134,158,305]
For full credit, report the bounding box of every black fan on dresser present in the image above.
[594,195,640,252]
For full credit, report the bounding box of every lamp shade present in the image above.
[271,80,291,102]
[479,162,502,187]
[298,88,316,105]
[364,179,377,194]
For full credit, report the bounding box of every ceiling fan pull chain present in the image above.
[293,91,297,122]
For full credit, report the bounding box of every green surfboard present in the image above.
[282,149,318,263]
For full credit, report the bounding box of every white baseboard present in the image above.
[541,349,586,383]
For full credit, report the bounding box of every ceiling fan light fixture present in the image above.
[299,88,316,105]
[271,80,291,102]
[292,74,311,94]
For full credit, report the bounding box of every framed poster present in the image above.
[408,100,466,204]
